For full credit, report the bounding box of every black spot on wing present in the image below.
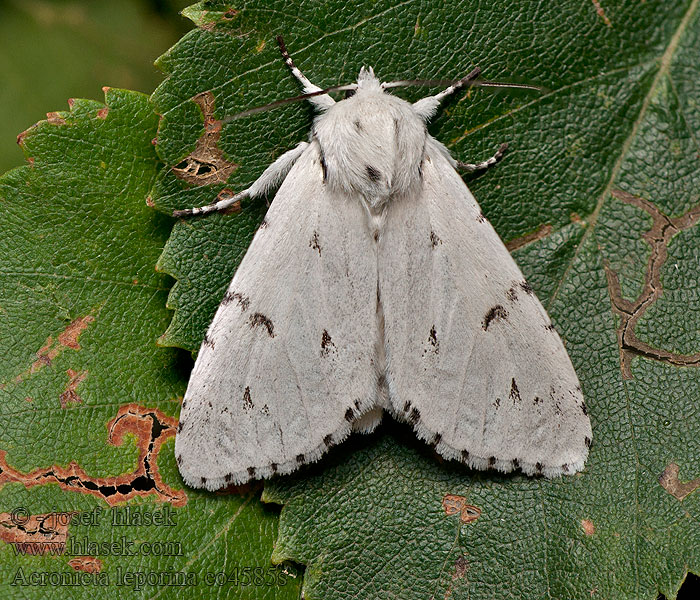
[585,436,592,448]
[222,291,250,311]
[296,454,305,464]
[477,212,487,223]
[243,386,253,411]
[431,433,442,447]
[581,401,588,415]
[323,434,333,447]
[258,218,269,229]
[345,408,355,422]
[408,407,421,425]
[430,231,442,248]
[393,117,400,142]
[482,305,508,330]
[488,456,496,467]
[247,466,256,478]
[509,378,521,403]
[249,313,275,337]
[424,325,439,356]
[270,462,278,473]
[320,156,328,182]
[506,286,518,302]
[511,458,520,469]
[365,165,381,182]
[354,119,363,131]
[202,334,215,349]
[461,450,470,462]
[309,231,322,256]
[535,462,543,475]
[520,280,534,295]
[224,473,233,483]
[321,329,335,357]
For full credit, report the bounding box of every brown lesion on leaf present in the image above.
[59,369,88,408]
[96,107,109,119]
[442,494,481,524]
[2,314,95,388]
[659,462,700,501]
[442,555,470,600]
[68,556,104,573]
[581,518,595,536]
[590,0,612,27]
[0,511,75,555]
[0,404,186,507]
[505,223,553,252]
[171,91,238,185]
[45,112,67,125]
[604,190,700,379]
[215,188,243,214]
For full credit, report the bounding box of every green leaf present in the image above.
[151,1,700,598]
[0,89,300,598]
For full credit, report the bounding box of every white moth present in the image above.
[174,39,592,490]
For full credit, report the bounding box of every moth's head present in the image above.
[353,66,383,94]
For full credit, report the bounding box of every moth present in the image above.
[174,38,592,490]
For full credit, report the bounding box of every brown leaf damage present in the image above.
[0,404,186,507]
[171,90,238,185]
[581,518,596,536]
[3,315,95,388]
[442,494,481,524]
[604,190,700,378]
[60,369,88,408]
[443,555,470,600]
[659,462,700,501]
[0,511,74,555]
[591,0,612,27]
[68,556,103,573]
[505,223,553,252]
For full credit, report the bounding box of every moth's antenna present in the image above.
[220,84,358,122]
[383,79,543,93]
[219,45,542,123]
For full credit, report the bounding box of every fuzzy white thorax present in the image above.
[312,67,431,209]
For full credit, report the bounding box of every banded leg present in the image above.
[173,142,309,217]
[457,143,509,173]
[412,67,482,121]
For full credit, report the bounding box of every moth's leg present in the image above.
[276,36,334,111]
[456,143,509,173]
[173,142,309,217]
[412,67,481,121]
